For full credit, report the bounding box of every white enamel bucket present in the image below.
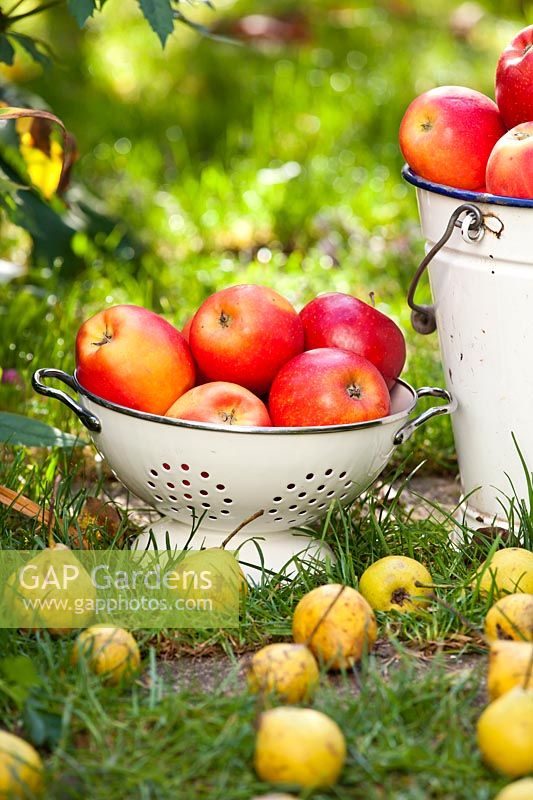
[404,167,533,530]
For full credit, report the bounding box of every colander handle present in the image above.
[393,386,456,446]
[32,368,101,433]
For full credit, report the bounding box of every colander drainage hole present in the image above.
[154,495,163,502]
[289,504,297,510]
[298,491,306,499]
[286,483,296,490]
[200,471,209,479]
[268,509,277,514]
[223,498,233,505]
[171,507,179,513]
[340,494,348,500]
[200,489,208,496]
[298,510,306,516]
[184,493,192,500]
[317,484,325,491]
[147,481,156,489]
[325,468,333,476]
[288,519,296,524]
[339,471,347,479]
[209,515,217,520]
[169,495,178,501]
[216,484,225,491]
[326,490,335,498]
[202,503,210,509]
[182,479,190,486]
[167,482,175,489]
[220,509,230,515]
[308,498,317,505]
[181,463,190,471]
[273,496,282,502]
[274,517,283,522]
[150,469,158,477]
[162,463,171,471]
[318,503,326,509]
[306,473,314,480]
[344,480,352,488]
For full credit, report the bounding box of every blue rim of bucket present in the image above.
[402,165,533,209]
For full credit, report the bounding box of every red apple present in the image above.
[76,305,195,415]
[485,123,533,199]
[182,317,193,341]
[189,285,304,395]
[166,381,271,426]
[268,348,390,427]
[495,25,533,130]
[299,293,405,389]
[399,86,506,189]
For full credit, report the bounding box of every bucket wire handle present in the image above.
[407,203,484,334]
[32,368,101,432]
[394,386,457,445]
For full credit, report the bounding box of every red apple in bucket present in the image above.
[76,305,195,415]
[485,123,533,199]
[399,86,506,190]
[189,285,304,395]
[166,381,272,426]
[268,348,390,427]
[299,293,406,389]
[495,25,533,130]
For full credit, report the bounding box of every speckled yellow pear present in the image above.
[484,593,533,642]
[71,625,141,685]
[477,688,533,777]
[254,707,346,789]
[247,643,319,703]
[487,640,533,700]
[494,778,533,800]
[475,548,533,598]
[0,730,43,799]
[358,555,433,612]
[292,584,377,670]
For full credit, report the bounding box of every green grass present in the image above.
[0,445,528,798]
[1,0,532,796]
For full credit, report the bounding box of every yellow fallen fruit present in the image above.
[292,584,377,670]
[475,548,533,598]
[477,688,533,777]
[0,730,43,799]
[485,593,533,642]
[494,778,533,800]
[487,640,533,700]
[71,625,141,685]
[254,707,346,789]
[247,643,319,704]
[358,555,433,612]
[251,795,297,800]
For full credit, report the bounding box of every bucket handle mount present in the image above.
[407,203,484,334]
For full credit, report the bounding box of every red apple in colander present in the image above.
[76,304,195,415]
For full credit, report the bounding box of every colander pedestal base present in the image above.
[134,517,334,582]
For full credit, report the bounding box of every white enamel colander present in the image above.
[33,369,456,579]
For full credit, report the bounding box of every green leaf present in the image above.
[67,0,97,27]
[0,656,41,708]
[0,412,86,448]
[138,0,174,46]
[9,34,51,68]
[24,697,63,749]
[0,35,15,66]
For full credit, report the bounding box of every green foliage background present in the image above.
[0,0,531,465]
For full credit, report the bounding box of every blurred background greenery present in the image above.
[0,0,531,467]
